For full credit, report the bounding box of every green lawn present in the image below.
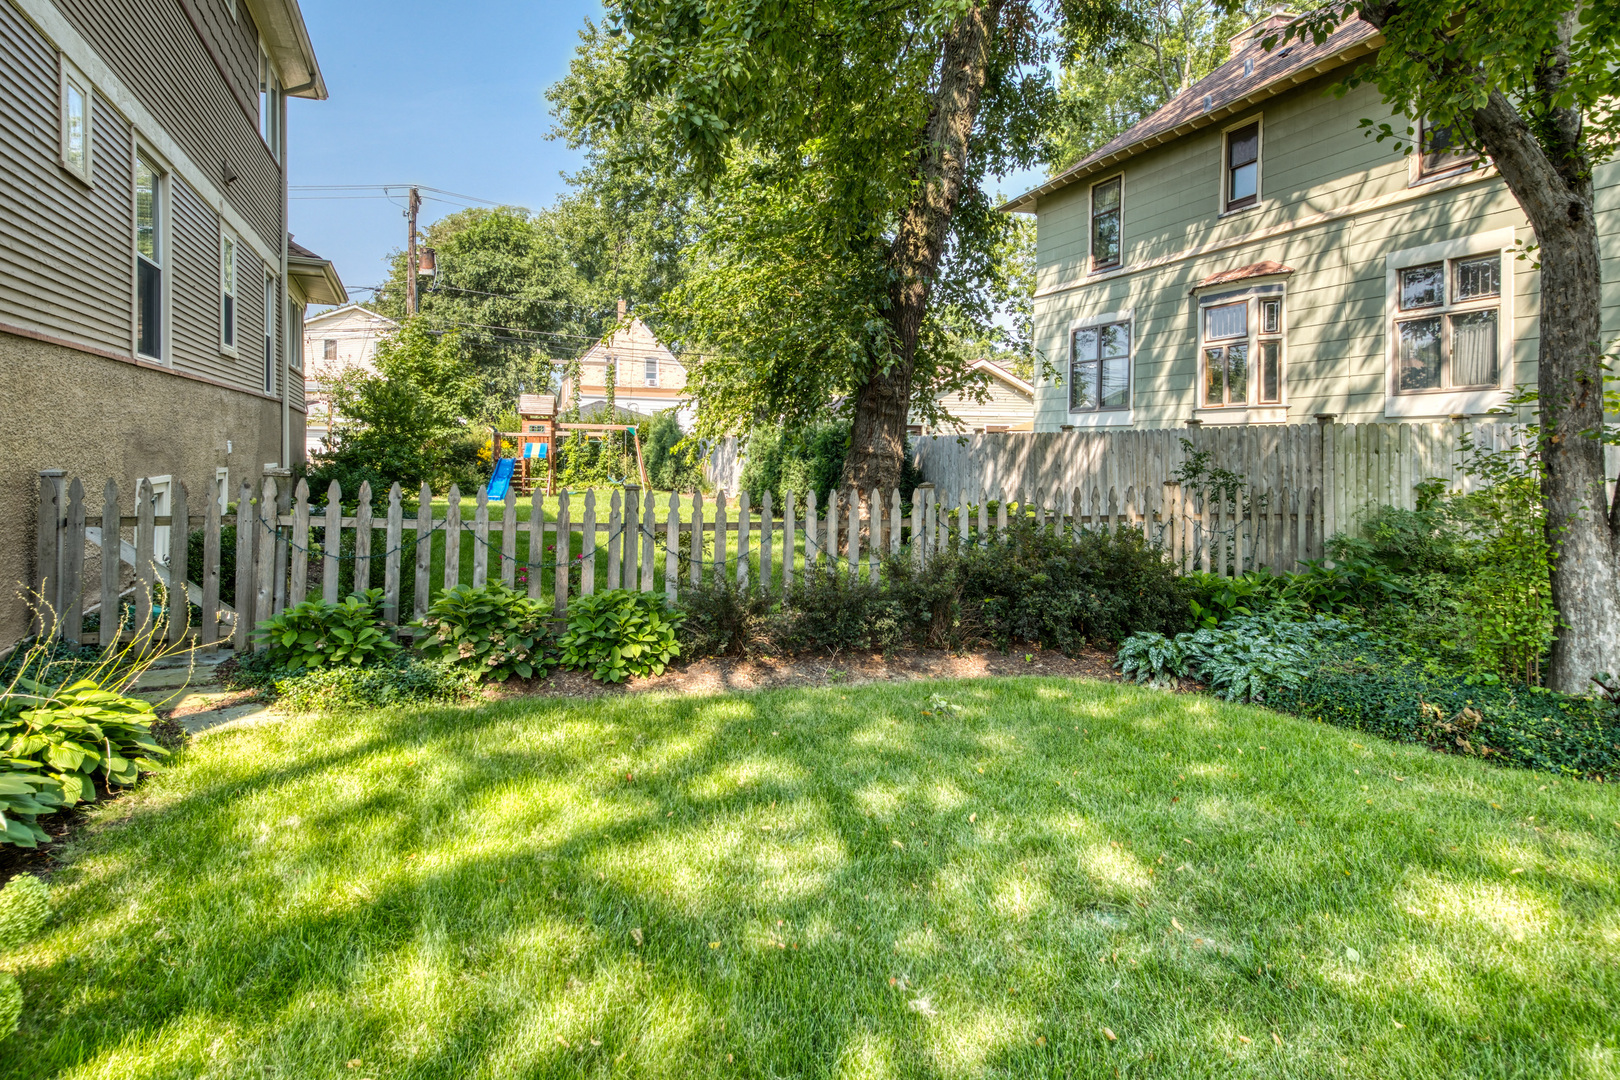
[6,678,1619,1078]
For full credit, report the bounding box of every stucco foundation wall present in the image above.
[0,331,300,648]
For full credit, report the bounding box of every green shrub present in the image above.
[951,523,1193,650]
[642,410,704,491]
[0,758,66,849]
[558,590,683,682]
[1116,614,1363,703]
[417,582,555,682]
[187,522,238,606]
[772,569,910,655]
[676,578,777,658]
[253,589,401,672]
[738,422,851,507]
[1267,644,1620,780]
[0,873,49,1042]
[0,677,170,808]
[274,656,476,712]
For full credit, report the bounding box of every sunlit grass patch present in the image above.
[4,678,1618,1078]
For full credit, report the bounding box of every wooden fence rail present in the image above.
[33,469,1323,650]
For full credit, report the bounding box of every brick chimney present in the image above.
[1229,6,1294,54]
[617,298,628,321]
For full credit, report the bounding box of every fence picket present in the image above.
[502,486,518,588]
[826,489,839,574]
[133,478,154,637]
[555,491,572,613]
[847,489,861,581]
[167,481,189,644]
[289,480,309,606]
[201,483,220,646]
[385,484,404,623]
[760,491,773,589]
[738,490,751,587]
[444,486,462,593]
[471,486,488,588]
[784,491,796,588]
[101,480,121,645]
[665,493,681,603]
[234,480,255,649]
[323,481,342,604]
[528,490,545,601]
[641,490,657,593]
[713,490,726,587]
[689,492,704,587]
[415,483,433,620]
[253,476,276,638]
[806,489,820,571]
[62,479,85,643]
[889,488,902,557]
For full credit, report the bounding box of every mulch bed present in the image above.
[493,645,1123,700]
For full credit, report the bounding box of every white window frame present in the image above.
[1066,308,1134,423]
[1384,228,1515,418]
[644,355,658,386]
[220,229,238,355]
[215,466,230,514]
[58,55,93,184]
[1194,283,1287,421]
[323,338,337,362]
[258,43,281,160]
[262,270,277,394]
[133,148,170,364]
[1411,116,1480,185]
[1089,173,1124,273]
[1217,114,1264,217]
[288,295,303,372]
[142,474,172,564]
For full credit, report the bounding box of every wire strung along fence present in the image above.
[34,466,1324,651]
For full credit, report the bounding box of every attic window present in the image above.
[1243,58,1254,77]
[1203,95,1213,111]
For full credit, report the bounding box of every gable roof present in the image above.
[304,303,398,330]
[577,318,681,372]
[965,358,1034,397]
[1001,15,1380,213]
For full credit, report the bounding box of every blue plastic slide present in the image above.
[486,457,516,500]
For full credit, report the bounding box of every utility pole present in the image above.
[405,185,421,316]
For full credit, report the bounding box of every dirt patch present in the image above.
[491,646,1122,701]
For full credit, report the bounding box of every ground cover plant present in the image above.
[5,678,1618,1077]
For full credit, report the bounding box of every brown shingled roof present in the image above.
[287,235,322,260]
[1002,15,1380,212]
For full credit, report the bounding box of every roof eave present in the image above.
[998,36,1380,215]
[287,257,349,306]
[244,0,327,100]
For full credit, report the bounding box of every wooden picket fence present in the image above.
[33,469,1323,650]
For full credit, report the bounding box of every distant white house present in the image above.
[302,303,399,453]
[913,358,1035,435]
[561,318,695,429]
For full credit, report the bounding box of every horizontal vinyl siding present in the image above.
[53,0,280,249]
[0,3,131,352]
[171,173,230,381]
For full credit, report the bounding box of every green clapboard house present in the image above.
[1005,11,1620,432]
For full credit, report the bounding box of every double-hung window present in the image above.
[1394,253,1501,393]
[1090,176,1121,271]
[1224,121,1260,213]
[59,57,93,183]
[288,297,303,372]
[262,273,276,394]
[323,338,337,362]
[1200,289,1284,408]
[1418,118,1477,179]
[258,45,281,159]
[135,156,164,360]
[645,356,658,386]
[220,232,237,352]
[1070,319,1131,412]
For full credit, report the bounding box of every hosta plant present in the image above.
[0,758,65,849]
[0,678,170,808]
[558,590,684,683]
[254,589,400,671]
[1116,613,1363,703]
[417,582,554,682]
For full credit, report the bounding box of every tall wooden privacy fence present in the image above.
[912,420,1568,539]
[34,469,1322,651]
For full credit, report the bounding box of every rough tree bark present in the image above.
[1360,5,1620,691]
[843,0,1007,492]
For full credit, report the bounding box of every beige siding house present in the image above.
[560,318,694,429]
[302,303,398,453]
[916,359,1034,434]
[0,0,343,645]
[1008,14,1620,431]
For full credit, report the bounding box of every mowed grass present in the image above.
[6,679,1620,1078]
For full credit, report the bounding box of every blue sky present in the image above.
[287,0,1045,300]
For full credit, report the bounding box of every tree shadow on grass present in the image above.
[7,679,1619,1079]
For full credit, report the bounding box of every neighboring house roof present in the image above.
[1197,261,1295,289]
[1001,14,1380,212]
[286,235,347,306]
[304,303,397,329]
[246,0,328,100]
[575,318,681,381]
[966,358,1034,397]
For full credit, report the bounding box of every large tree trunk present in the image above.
[1355,5,1620,692]
[1467,76,1620,691]
[843,0,1005,492]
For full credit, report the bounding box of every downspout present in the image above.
[278,90,290,468]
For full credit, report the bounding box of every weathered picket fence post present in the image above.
[234,479,256,650]
[62,478,85,643]
[34,469,65,635]
[414,482,433,622]
[166,481,189,645]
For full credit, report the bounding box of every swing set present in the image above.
[488,393,649,498]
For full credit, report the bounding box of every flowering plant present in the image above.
[415,583,555,682]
